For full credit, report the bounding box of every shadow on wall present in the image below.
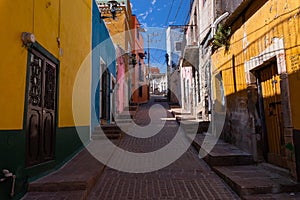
[220,89,258,154]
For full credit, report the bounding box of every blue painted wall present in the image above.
[91,0,116,129]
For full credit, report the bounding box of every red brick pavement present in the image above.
[87,96,239,200]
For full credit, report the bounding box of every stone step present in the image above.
[213,165,300,197]
[95,124,121,131]
[91,132,120,140]
[242,192,300,199]
[115,114,132,119]
[176,115,196,122]
[172,109,191,116]
[94,129,121,134]
[169,103,181,110]
[180,120,210,134]
[154,98,168,102]
[191,134,254,166]
[124,106,138,112]
[23,190,87,200]
[93,125,122,140]
[115,119,133,124]
[27,149,105,199]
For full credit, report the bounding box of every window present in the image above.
[139,61,144,81]
[175,41,182,52]
[216,72,225,110]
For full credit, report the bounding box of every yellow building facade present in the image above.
[212,0,300,180]
[0,0,91,198]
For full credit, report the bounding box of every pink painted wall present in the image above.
[116,46,126,113]
[131,15,149,104]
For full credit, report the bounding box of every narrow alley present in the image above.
[23,96,239,200]
[87,96,239,200]
[2,0,300,199]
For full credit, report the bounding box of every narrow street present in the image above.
[2,1,300,199]
[87,96,239,200]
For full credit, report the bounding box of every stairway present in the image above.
[191,134,254,166]
[180,120,210,135]
[23,149,105,200]
[92,124,122,140]
[187,133,300,198]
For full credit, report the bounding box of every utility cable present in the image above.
[165,0,175,26]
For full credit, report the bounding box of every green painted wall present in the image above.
[0,126,89,200]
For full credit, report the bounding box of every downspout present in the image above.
[211,12,229,37]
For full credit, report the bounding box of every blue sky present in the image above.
[130,0,191,72]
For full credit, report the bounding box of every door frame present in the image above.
[99,57,105,124]
[110,74,116,122]
[255,60,285,165]
[244,37,293,166]
[24,42,60,167]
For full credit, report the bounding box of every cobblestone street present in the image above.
[87,96,239,200]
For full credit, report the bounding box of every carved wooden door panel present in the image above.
[26,50,56,167]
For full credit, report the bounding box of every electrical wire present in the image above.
[165,0,175,26]
[172,0,184,22]
[184,0,194,25]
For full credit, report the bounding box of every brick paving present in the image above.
[243,193,300,200]
[87,96,239,200]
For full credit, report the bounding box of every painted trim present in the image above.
[244,37,294,166]
[244,37,286,83]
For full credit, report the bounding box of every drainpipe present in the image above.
[0,169,16,197]
[211,12,229,36]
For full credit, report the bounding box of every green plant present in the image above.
[212,24,231,52]
[286,142,295,161]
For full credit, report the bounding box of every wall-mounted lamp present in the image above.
[21,32,35,47]
[100,0,120,20]
[130,53,137,66]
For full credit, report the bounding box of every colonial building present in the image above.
[149,67,167,95]
[0,0,112,199]
[180,0,203,119]
[92,1,117,127]
[130,15,148,104]
[97,0,134,116]
[211,0,300,180]
[166,26,184,105]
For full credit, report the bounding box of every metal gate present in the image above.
[258,63,285,167]
[26,50,57,167]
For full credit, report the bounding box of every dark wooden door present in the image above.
[26,50,56,167]
[101,69,109,123]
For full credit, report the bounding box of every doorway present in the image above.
[257,62,286,168]
[101,65,110,124]
[26,49,57,167]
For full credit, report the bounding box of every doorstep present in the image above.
[23,149,106,200]
[213,164,300,197]
[191,134,254,166]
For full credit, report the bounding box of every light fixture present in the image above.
[100,1,120,20]
[130,53,137,66]
[21,32,35,47]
